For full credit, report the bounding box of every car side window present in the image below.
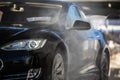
[66,5,81,29]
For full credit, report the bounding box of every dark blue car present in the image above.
[0,1,110,80]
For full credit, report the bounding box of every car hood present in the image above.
[0,26,28,45]
[0,24,62,46]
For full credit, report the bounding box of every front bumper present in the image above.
[0,50,32,80]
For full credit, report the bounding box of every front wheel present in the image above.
[43,48,67,80]
[52,52,65,80]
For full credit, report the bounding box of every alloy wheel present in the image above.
[52,53,65,80]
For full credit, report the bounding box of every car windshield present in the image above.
[0,2,62,25]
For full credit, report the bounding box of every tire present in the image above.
[100,51,110,80]
[42,48,67,80]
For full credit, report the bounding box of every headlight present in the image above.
[1,39,47,51]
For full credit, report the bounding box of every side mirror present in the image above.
[73,20,91,30]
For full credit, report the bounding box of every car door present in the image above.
[64,5,98,79]
[79,10,100,69]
